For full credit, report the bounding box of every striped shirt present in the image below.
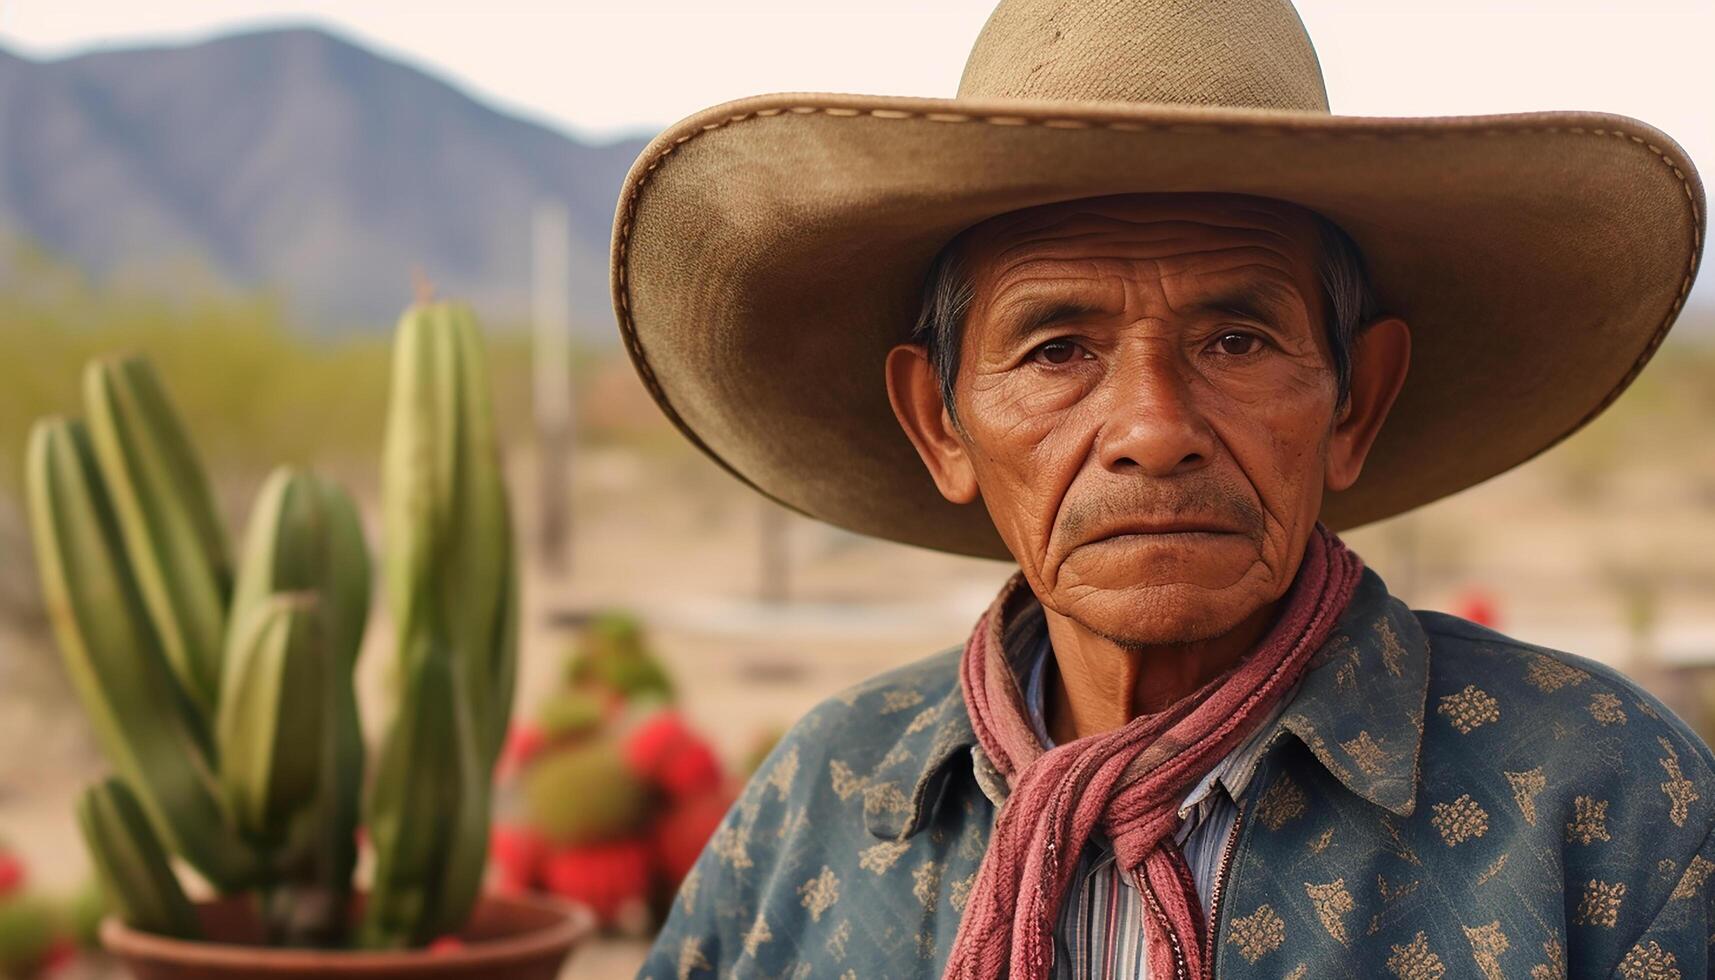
[1011,607,1301,980]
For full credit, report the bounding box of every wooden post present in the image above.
[759,500,789,604]
[533,201,574,573]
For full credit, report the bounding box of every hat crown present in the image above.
[957,0,1330,113]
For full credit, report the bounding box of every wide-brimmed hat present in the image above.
[609,0,1704,561]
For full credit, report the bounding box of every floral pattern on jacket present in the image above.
[639,567,1715,979]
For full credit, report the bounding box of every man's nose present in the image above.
[1093,347,1216,478]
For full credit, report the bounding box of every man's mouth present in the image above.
[1088,519,1241,542]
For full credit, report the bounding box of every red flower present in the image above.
[40,937,77,973]
[623,713,723,801]
[490,824,548,894]
[427,936,464,955]
[540,839,652,926]
[1452,589,1501,628]
[497,724,549,782]
[651,788,734,889]
[0,852,24,895]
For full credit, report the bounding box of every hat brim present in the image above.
[610,92,1704,561]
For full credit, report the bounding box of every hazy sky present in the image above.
[4,0,1712,167]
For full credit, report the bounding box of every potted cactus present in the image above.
[23,303,592,978]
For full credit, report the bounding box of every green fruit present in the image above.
[522,742,651,845]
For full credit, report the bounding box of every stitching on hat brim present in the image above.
[610,102,1704,550]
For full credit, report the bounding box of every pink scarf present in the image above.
[944,524,1362,980]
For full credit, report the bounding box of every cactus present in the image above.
[218,595,326,847]
[24,300,518,952]
[361,302,516,947]
[227,470,369,942]
[381,302,517,764]
[566,612,673,705]
[360,641,491,947]
[84,356,232,711]
[77,778,201,940]
[522,741,651,846]
[536,691,604,740]
[231,468,371,674]
[0,894,59,976]
[65,882,108,951]
[25,420,256,890]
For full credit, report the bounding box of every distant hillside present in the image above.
[0,27,649,334]
[1,27,1710,340]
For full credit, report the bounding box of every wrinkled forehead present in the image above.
[957,192,1326,292]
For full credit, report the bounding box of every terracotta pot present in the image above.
[100,892,595,979]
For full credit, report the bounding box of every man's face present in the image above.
[928,194,1355,647]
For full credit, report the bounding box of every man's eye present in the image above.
[1031,339,1086,365]
[1211,331,1265,356]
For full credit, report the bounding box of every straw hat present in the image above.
[609,0,1704,560]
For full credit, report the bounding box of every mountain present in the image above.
[3,27,1711,339]
[0,27,650,334]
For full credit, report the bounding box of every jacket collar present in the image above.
[863,562,1431,839]
[862,675,978,840]
[1275,566,1430,817]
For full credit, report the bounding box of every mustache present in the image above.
[1056,479,1265,546]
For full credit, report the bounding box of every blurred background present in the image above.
[1,1,1712,976]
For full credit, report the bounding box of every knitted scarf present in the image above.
[944,523,1362,980]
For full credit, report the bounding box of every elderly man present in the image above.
[617,0,1709,976]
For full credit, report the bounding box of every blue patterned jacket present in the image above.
[640,567,1715,979]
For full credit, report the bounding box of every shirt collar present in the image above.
[1173,679,1301,826]
[1021,617,1302,823]
[864,563,1430,839]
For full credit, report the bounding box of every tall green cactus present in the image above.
[380,302,517,764]
[364,302,516,947]
[25,299,519,952]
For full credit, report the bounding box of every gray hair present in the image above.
[908,211,1380,430]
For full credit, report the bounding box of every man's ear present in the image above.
[1326,317,1411,492]
[884,343,980,505]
